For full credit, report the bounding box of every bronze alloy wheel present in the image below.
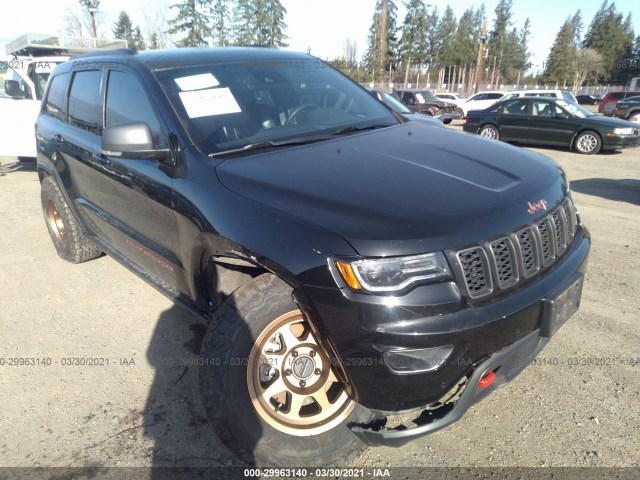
[247,310,354,436]
[46,200,66,246]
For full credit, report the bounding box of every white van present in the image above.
[501,89,578,104]
[1,33,127,158]
[0,55,66,157]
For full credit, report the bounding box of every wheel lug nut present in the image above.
[314,368,321,375]
[299,380,306,387]
[309,351,316,357]
[291,350,298,357]
[285,369,292,376]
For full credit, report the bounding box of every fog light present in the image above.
[383,345,453,374]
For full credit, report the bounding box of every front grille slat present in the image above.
[490,238,518,288]
[454,198,577,299]
[456,247,493,298]
[517,227,539,278]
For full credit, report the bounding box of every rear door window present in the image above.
[502,99,530,115]
[68,70,101,135]
[44,73,69,121]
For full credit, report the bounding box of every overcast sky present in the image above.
[1,0,639,76]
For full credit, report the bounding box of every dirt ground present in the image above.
[1,129,639,477]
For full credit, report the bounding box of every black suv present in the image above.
[36,48,590,467]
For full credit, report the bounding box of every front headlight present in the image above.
[334,252,450,293]
[613,127,634,135]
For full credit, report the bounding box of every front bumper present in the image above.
[602,133,640,150]
[352,328,549,446]
[302,226,589,420]
[435,107,463,121]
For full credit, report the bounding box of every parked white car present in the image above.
[500,89,578,104]
[435,92,467,107]
[461,91,506,116]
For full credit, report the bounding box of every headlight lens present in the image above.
[335,252,450,293]
[613,127,634,135]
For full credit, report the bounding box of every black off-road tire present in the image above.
[40,176,102,263]
[199,273,374,467]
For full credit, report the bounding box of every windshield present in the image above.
[157,59,397,155]
[557,100,593,118]
[415,91,438,103]
[380,92,411,113]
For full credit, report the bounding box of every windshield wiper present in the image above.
[210,135,335,157]
[331,124,393,135]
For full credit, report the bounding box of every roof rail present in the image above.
[72,48,137,59]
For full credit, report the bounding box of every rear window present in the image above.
[44,73,69,121]
[606,92,626,100]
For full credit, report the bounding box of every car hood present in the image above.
[583,115,639,129]
[216,123,567,257]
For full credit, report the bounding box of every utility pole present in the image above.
[474,21,487,94]
[79,0,100,46]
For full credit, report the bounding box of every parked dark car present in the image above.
[36,48,590,466]
[576,94,601,105]
[598,90,640,115]
[369,89,443,127]
[464,96,640,154]
[393,88,461,123]
[612,95,640,121]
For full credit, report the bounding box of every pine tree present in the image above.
[541,18,578,86]
[132,26,146,51]
[436,6,457,67]
[451,7,484,67]
[583,0,635,82]
[212,0,231,46]
[364,0,399,81]
[113,11,134,46]
[231,0,287,47]
[488,0,515,81]
[398,0,429,70]
[148,31,160,50]
[167,0,213,48]
[256,0,288,47]
[232,0,256,45]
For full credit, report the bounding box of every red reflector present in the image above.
[479,370,496,388]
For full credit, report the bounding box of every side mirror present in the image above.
[102,122,170,161]
[4,80,29,99]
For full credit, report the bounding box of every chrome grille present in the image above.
[454,198,577,299]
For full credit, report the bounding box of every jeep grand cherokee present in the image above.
[36,47,590,467]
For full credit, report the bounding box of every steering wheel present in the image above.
[285,103,318,125]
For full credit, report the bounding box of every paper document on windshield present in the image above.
[179,87,241,118]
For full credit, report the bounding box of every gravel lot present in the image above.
[1,127,639,477]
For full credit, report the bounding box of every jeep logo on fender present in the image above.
[527,199,548,214]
